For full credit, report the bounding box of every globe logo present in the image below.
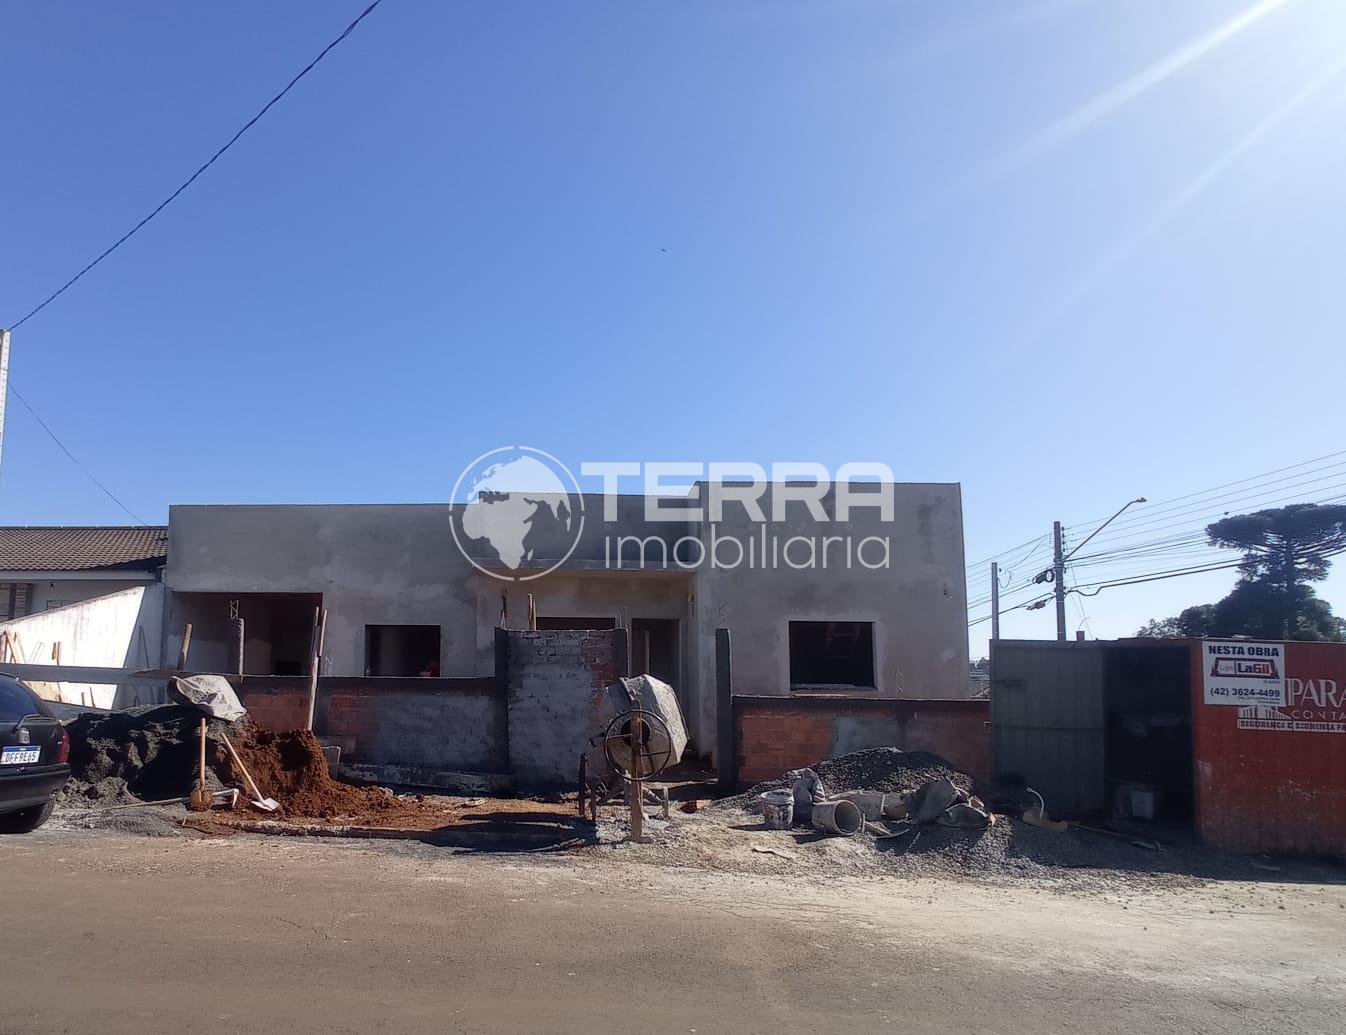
[449,446,585,581]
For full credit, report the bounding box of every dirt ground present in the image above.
[3,826,1344,1034]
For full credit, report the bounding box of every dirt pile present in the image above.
[60,706,423,822]
[221,726,417,820]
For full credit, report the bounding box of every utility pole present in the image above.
[990,561,1001,641]
[1053,521,1067,642]
[0,329,11,477]
[1036,497,1146,642]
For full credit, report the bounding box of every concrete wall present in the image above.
[0,585,165,708]
[168,505,481,678]
[694,483,969,749]
[505,629,619,788]
[734,695,991,788]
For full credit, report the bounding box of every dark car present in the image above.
[0,674,70,833]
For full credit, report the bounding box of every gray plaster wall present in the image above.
[692,482,969,750]
[167,505,479,677]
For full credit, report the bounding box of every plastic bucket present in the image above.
[760,789,795,830]
[810,799,864,836]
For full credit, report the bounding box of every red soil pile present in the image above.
[215,722,418,820]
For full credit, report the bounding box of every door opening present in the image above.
[630,618,679,687]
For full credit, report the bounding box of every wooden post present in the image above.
[628,700,645,843]
[304,607,327,731]
[715,628,735,790]
[232,618,246,677]
[177,624,193,671]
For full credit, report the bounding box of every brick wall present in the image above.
[506,629,622,788]
[237,675,507,773]
[237,682,310,732]
[734,696,991,787]
[235,631,626,789]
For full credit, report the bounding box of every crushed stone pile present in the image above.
[59,704,231,807]
[717,747,973,813]
[676,747,1279,892]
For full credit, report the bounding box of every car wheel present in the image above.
[0,800,56,833]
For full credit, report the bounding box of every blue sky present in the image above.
[2,0,1344,651]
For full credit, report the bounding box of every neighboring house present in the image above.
[969,657,991,698]
[0,526,168,708]
[165,484,969,753]
[0,526,168,618]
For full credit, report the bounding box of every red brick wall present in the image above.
[735,697,991,787]
[239,684,309,731]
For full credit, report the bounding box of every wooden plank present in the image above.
[0,662,173,685]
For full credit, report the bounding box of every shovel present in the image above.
[189,718,213,811]
[218,730,280,812]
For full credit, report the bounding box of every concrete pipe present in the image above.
[810,799,864,836]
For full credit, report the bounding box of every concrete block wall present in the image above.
[506,629,621,788]
[237,675,507,774]
[734,697,991,787]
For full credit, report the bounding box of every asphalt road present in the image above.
[2,828,1344,1033]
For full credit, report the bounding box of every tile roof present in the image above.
[0,526,168,573]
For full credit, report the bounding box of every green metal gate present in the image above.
[990,641,1106,815]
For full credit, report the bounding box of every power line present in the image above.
[6,0,384,330]
[1075,479,1346,552]
[1073,468,1346,543]
[1,2,384,520]
[7,386,147,524]
[1063,449,1346,531]
[967,477,1346,628]
[965,532,1049,572]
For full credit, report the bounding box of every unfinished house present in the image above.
[163,482,969,759]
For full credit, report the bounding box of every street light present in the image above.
[1036,497,1147,641]
[1065,497,1147,562]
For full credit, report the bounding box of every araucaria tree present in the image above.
[1205,503,1346,641]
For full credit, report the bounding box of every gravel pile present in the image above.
[58,704,233,808]
[671,747,1300,893]
[717,747,973,813]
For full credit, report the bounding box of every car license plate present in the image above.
[1,746,41,765]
